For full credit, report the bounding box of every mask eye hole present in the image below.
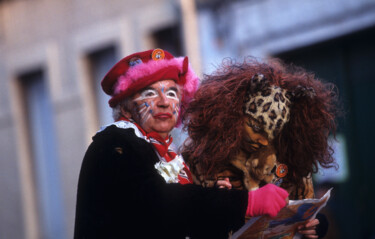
[246,120,263,133]
[271,165,276,174]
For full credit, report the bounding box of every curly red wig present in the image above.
[182,57,339,192]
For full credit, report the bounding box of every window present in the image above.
[314,134,349,183]
[20,69,65,239]
[87,46,118,126]
[152,25,183,57]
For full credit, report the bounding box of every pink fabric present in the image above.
[113,57,199,98]
[246,184,288,218]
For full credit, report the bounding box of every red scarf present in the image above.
[118,117,193,184]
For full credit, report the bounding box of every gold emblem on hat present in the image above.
[152,48,165,61]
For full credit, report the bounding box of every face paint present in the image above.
[172,102,180,122]
[130,80,181,138]
[136,102,152,126]
[133,89,158,101]
[165,89,179,101]
[160,82,165,94]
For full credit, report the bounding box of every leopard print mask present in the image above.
[244,74,291,140]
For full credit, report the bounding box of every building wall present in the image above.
[198,0,375,72]
[0,0,185,238]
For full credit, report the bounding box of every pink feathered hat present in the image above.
[101,49,200,123]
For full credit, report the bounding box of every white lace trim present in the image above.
[98,120,149,142]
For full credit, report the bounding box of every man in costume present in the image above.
[74,49,289,239]
[183,58,338,238]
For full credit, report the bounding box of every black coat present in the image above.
[74,125,248,239]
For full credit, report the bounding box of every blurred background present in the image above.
[0,0,374,238]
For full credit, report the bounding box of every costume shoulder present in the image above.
[79,124,159,185]
[92,124,154,157]
[74,125,160,238]
[92,124,143,146]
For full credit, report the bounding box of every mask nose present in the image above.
[257,137,269,146]
[252,133,269,146]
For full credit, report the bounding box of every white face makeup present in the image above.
[130,80,181,138]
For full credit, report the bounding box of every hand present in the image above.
[298,219,320,239]
[246,184,288,218]
[216,177,232,189]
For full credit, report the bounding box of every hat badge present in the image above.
[276,164,288,178]
[152,48,165,61]
[129,57,142,67]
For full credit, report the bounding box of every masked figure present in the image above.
[183,58,338,238]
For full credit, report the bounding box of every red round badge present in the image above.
[276,164,288,178]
